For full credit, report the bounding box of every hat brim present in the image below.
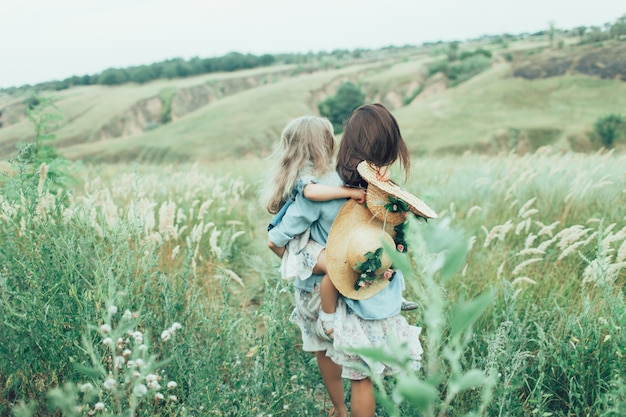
[326,200,395,300]
[357,161,438,219]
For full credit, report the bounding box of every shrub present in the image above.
[318,81,365,133]
[593,114,626,147]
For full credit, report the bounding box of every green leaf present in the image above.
[72,363,106,379]
[383,240,412,276]
[449,369,490,395]
[450,291,494,342]
[395,374,438,411]
[349,346,403,367]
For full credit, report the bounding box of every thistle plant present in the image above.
[38,306,182,417]
[353,216,495,416]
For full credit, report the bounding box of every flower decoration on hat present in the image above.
[384,196,409,214]
[352,248,396,290]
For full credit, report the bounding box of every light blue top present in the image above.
[267,172,404,320]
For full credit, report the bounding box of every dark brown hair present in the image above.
[336,103,410,187]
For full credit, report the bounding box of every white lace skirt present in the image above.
[290,288,423,380]
[290,285,333,352]
[280,232,325,281]
[328,298,423,380]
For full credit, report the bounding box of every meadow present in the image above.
[1,147,624,416]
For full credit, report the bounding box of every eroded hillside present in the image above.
[1,40,625,163]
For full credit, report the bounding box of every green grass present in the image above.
[2,149,625,416]
[396,64,626,152]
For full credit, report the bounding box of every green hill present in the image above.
[1,37,625,164]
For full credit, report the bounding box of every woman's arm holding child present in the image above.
[303,184,366,204]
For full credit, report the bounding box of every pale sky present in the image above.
[1,0,624,88]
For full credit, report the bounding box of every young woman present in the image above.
[327,103,433,417]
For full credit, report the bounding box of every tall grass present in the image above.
[2,147,625,416]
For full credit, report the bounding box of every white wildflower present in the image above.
[167,381,177,389]
[103,377,117,390]
[483,220,514,248]
[155,392,165,401]
[497,261,506,280]
[209,229,222,258]
[94,402,105,411]
[114,356,125,369]
[133,384,148,397]
[134,358,145,368]
[512,258,543,276]
[132,331,143,344]
[537,235,557,252]
[515,219,530,235]
[537,221,560,237]
[511,276,537,286]
[147,380,161,390]
[467,205,482,218]
[108,305,118,316]
[79,383,94,392]
[617,240,626,263]
[517,248,545,257]
[170,322,182,331]
[102,337,113,347]
[222,268,244,286]
[467,236,476,251]
[518,197,537,218]
[123,309,133,320]
[524,233,537,249]
[100,324,112,334]
[230,231,245,242]
[169,395,178,402]
[123,349,132,357]
[138,344,148,352]
[161,329,171,341]
[555,225,590,250]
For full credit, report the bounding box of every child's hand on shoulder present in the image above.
[376,165,391,182]
[349,188,366,204]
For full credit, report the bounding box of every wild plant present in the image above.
[26,305,184,417]
[352,217,496,416]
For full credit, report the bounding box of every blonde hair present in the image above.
[263,116,336,214]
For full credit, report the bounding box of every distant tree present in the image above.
[447,41,460,61]
[98,68,128,85]
[611,15,626,39]
[594,114,626,147]
[574,25,587,41]
[318,82,365,133]
[548,20,556,47]
[129,66,156,84]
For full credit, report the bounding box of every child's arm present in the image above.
[303,183,366,204]
[267,239,286,258]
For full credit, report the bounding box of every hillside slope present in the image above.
[1,40,625,163]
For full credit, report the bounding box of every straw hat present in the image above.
[326,200,397,300]
[357,161,438,225]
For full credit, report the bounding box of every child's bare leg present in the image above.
[318,250,338,315]
[316,250,338,339]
